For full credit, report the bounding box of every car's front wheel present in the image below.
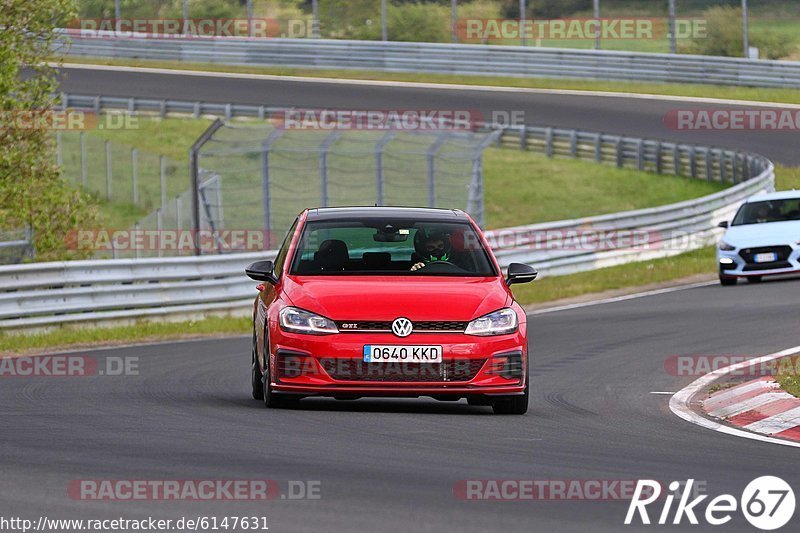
[719,268,737,286]
[251,331,264,400]
[492,382,529,415]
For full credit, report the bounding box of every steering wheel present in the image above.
[413,261,464,273]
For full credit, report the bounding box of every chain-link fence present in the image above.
[192,122,500,251]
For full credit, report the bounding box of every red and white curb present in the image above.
[703,377,800,442]
[670,345,800,448]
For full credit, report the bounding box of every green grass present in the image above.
[65,57,800,106]
[510,246,715,304]
[0,315,250,355]
[483,147,725,228]
[776,165,800,190]
[778,374,800,398]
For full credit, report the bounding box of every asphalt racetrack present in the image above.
[2,280,800,531]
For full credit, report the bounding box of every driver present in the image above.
[410,228,452,271]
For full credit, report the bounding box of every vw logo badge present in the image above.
[391,317,413,338]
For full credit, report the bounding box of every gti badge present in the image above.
[391,317,413,338]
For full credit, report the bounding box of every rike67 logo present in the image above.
[625,477,795,530]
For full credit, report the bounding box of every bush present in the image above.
[386,2,449,43]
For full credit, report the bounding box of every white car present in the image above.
[717,190,800,285]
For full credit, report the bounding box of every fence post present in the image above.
[519,127,527,151]
[134,222,141,260]
[189,119,224,255]
[426,133,449,208]
[80,132,87,189]
[689,146,697,178]
[160,156,167,210]
[719,150,728,183]
[705,149,713,182]
[319,131,342,208]
[156,208,163,258]
[132,148,139,206]
[375,131,395,206]
[176,196,183,231]
[615,138,623,168]
[105,140,112,200]
[732,153,740,183]
[261,129,284,250]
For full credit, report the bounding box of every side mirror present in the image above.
[506,263,538,286]
[245,260,278,284]
[718,221,729,229]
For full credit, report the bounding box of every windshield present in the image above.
[289,219,496,276]
[732,199,800,226]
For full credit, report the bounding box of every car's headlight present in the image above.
[718,241,736,251]
[464,308,518,336]
[279,307,338,335]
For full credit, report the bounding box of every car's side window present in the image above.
[273,218,299,277]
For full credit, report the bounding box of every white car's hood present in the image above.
[723,220,800,248]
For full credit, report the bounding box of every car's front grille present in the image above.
[743,261,792,271]
[739,245,793,264]
[319,358,485,382]
[336,320,467,333]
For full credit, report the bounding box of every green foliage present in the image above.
[685,5,795,59]
[0,0,98,260]
[386,2,449,43]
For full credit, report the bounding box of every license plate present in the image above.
[754,252,777,263]
[363,345,443,363]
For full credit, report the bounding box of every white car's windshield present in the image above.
[732,199,800,226]
[289,220,496,276]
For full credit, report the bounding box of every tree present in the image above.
[0,0,98,260]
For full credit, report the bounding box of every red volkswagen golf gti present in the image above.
[246,207,537,414]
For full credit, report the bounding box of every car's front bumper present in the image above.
[268,328,527,397]
[717,243,800,277]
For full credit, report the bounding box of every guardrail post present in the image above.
[93,96,100,114]
[225,103,232,121]
[132,148,139,206]
[176,196,183,230]
[655,141,663,174]
[160,156,167,210]
[673,144,680,175]
[615,138,623,168]
[569,130,578,158]
[732,153,740,183]
[261,129,284,250]
[636,139,645,170]
[594,133,602,162]
[689,146,697,178]
[193,102,200,119]
[79,132,87,189]
[545,127,554,158]
[105,140,112,200]
[258,106,265,120]
[56,132,62,167]
[719,150,728,183]
[705,149,713,182]
[128,97,135,115]
[134,222,140,260]
[519,127,527,151]
[60,92,68,111]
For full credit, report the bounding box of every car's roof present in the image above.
[745,190,800,203]
[305,206,469,222]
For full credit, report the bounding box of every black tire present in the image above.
[746,276,763,283]
[719,273,737,286]
[492,381,529,415]
[251,331,264,401]
[467,396,493,407]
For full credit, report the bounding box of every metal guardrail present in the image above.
[0,95,774,330]
[58,32,800,88]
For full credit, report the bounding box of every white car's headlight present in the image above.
[279,307,338,335]
[464,308,518,336]
[718,241,736,251]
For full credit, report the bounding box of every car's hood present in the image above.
[723,220,800,248]
[282,276,511,321]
